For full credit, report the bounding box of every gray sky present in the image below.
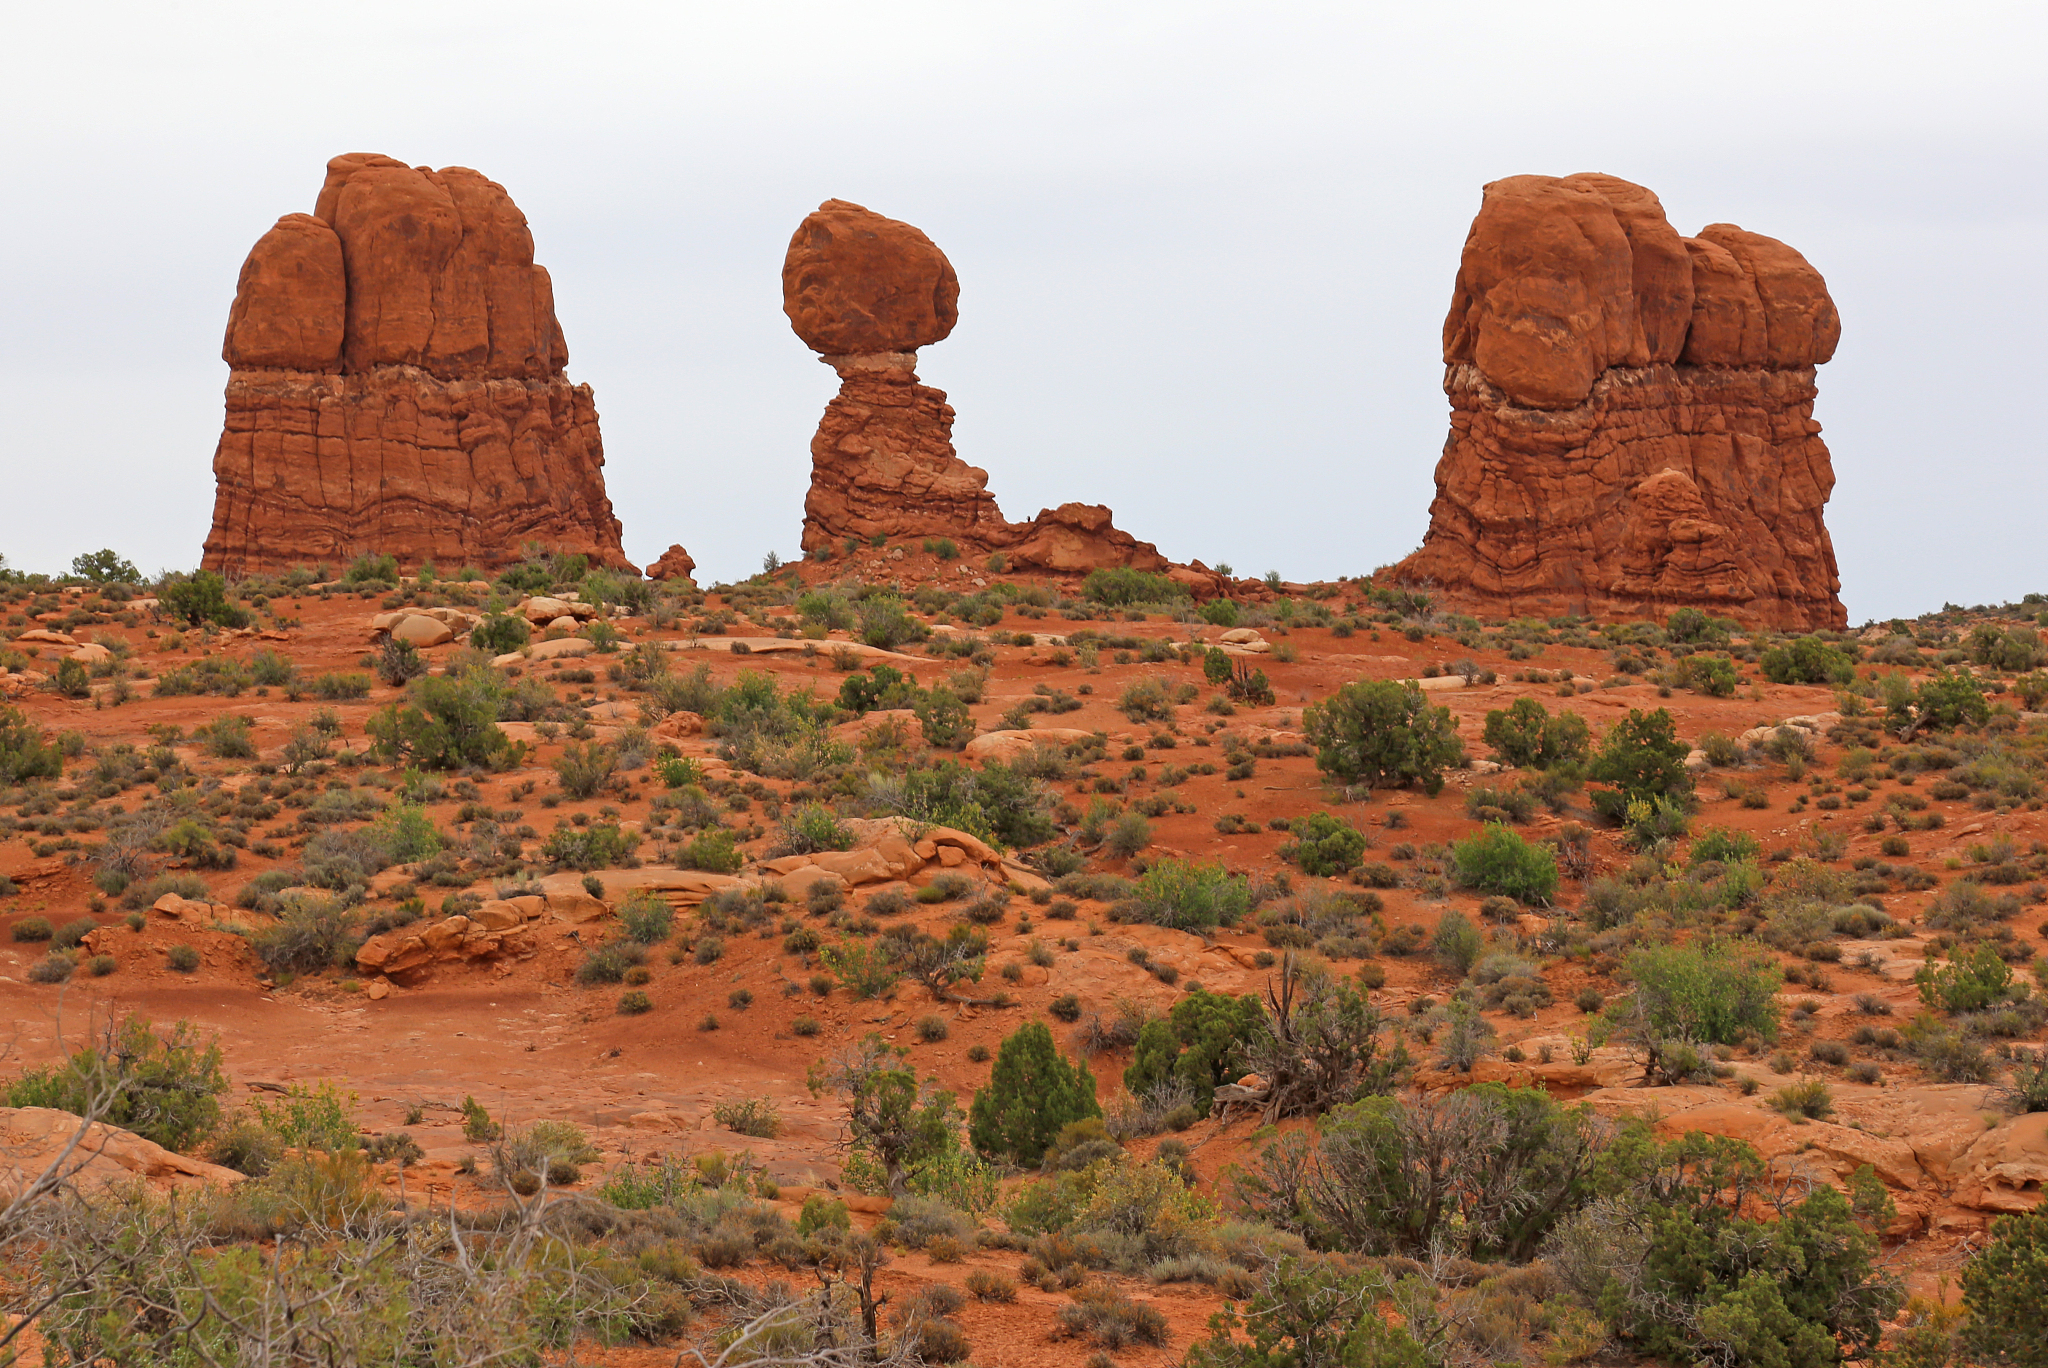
[2,1,2041,623]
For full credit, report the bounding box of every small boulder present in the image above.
[547,889,610,923]
[390,614,454,648]
[472,900,524,931]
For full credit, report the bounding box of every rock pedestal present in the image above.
[201,153,631,578]
[782,199,1166,574]
[1393,173,1845,629]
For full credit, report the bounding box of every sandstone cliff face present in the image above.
[1397,174,1844,629]
[783,200,1166,575]
[203,154,629,577]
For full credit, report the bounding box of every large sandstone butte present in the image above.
[1393,173,1846,630]
[201,153,631,577]
[782,200,1183,578]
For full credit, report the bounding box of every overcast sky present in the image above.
[2,1,2041,623]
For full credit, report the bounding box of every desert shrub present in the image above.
[1599,941,1780,1083]
[855,594,924,649]
[366,668,523,771]
[1278,812,1368,877]
[915,686,973,750]
[1924,879,2020,931]
[11,916,53,942]
[249,1079,362,1154]
[374,637,426,687]
[821,938,901,999]
[0,705,64,784]
[964,1269,1017,1302]
[1962,1206,2048,1367]
[1304,679,1465,794]
[26,953,75,983]
[1184,1256,1427,1368]
[712,1097,783,1138]
[166,944,200,972]
[308,671,372,701]
[158,571,251,629]
[1761,636,1855,685]
[3,1015,227,1150]
[496,1119,599,1188]
[1081,567,1187,607]
[1481,696,1590,770]
[1548,1127,1898,1368]
[50,917,97,950]
[1430,908,1484,974]
[1770,1078,1836,1121]
[1234,1083,1599,1261]
[617,892,674,944]
[969,1022,1100,1166]
[616,990,652,1015]
[1123,986,1264,1115]
[1916,943,2017,1015]
[250,895,359,975]
[1450,824,1558,903]
[1057,1285,1169,1349]
[676,829,743,873]
[195,714,257,759]
[1242,960,1409,1119]
[343,552,400,585]
[299,828,392,892]
[1588,707,1692,822]
[540,821,637,870]
[576,942,646,985]
[1121,859,1255,932]
[772,802,853,856]
[1913,668,1991,731]
[1692,826,1762,866]
[470,612,530,654]
[552,741,617,798]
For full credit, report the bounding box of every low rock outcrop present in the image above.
[1,1108,242,1198]
[202,153,631,578]
[1393,173,1845,630]
[782,200,1167,574]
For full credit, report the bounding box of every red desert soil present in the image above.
[2,556,2043,1365]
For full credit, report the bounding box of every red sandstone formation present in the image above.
[645,544,698,586]
[202,153,631,578]
[1395,173,1844,630]
[783,200,1166,575]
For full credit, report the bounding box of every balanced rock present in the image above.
[783,200,1166,575]
[783,199,959,355]
[1394,173,1844,629]
[202,153,632,578]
